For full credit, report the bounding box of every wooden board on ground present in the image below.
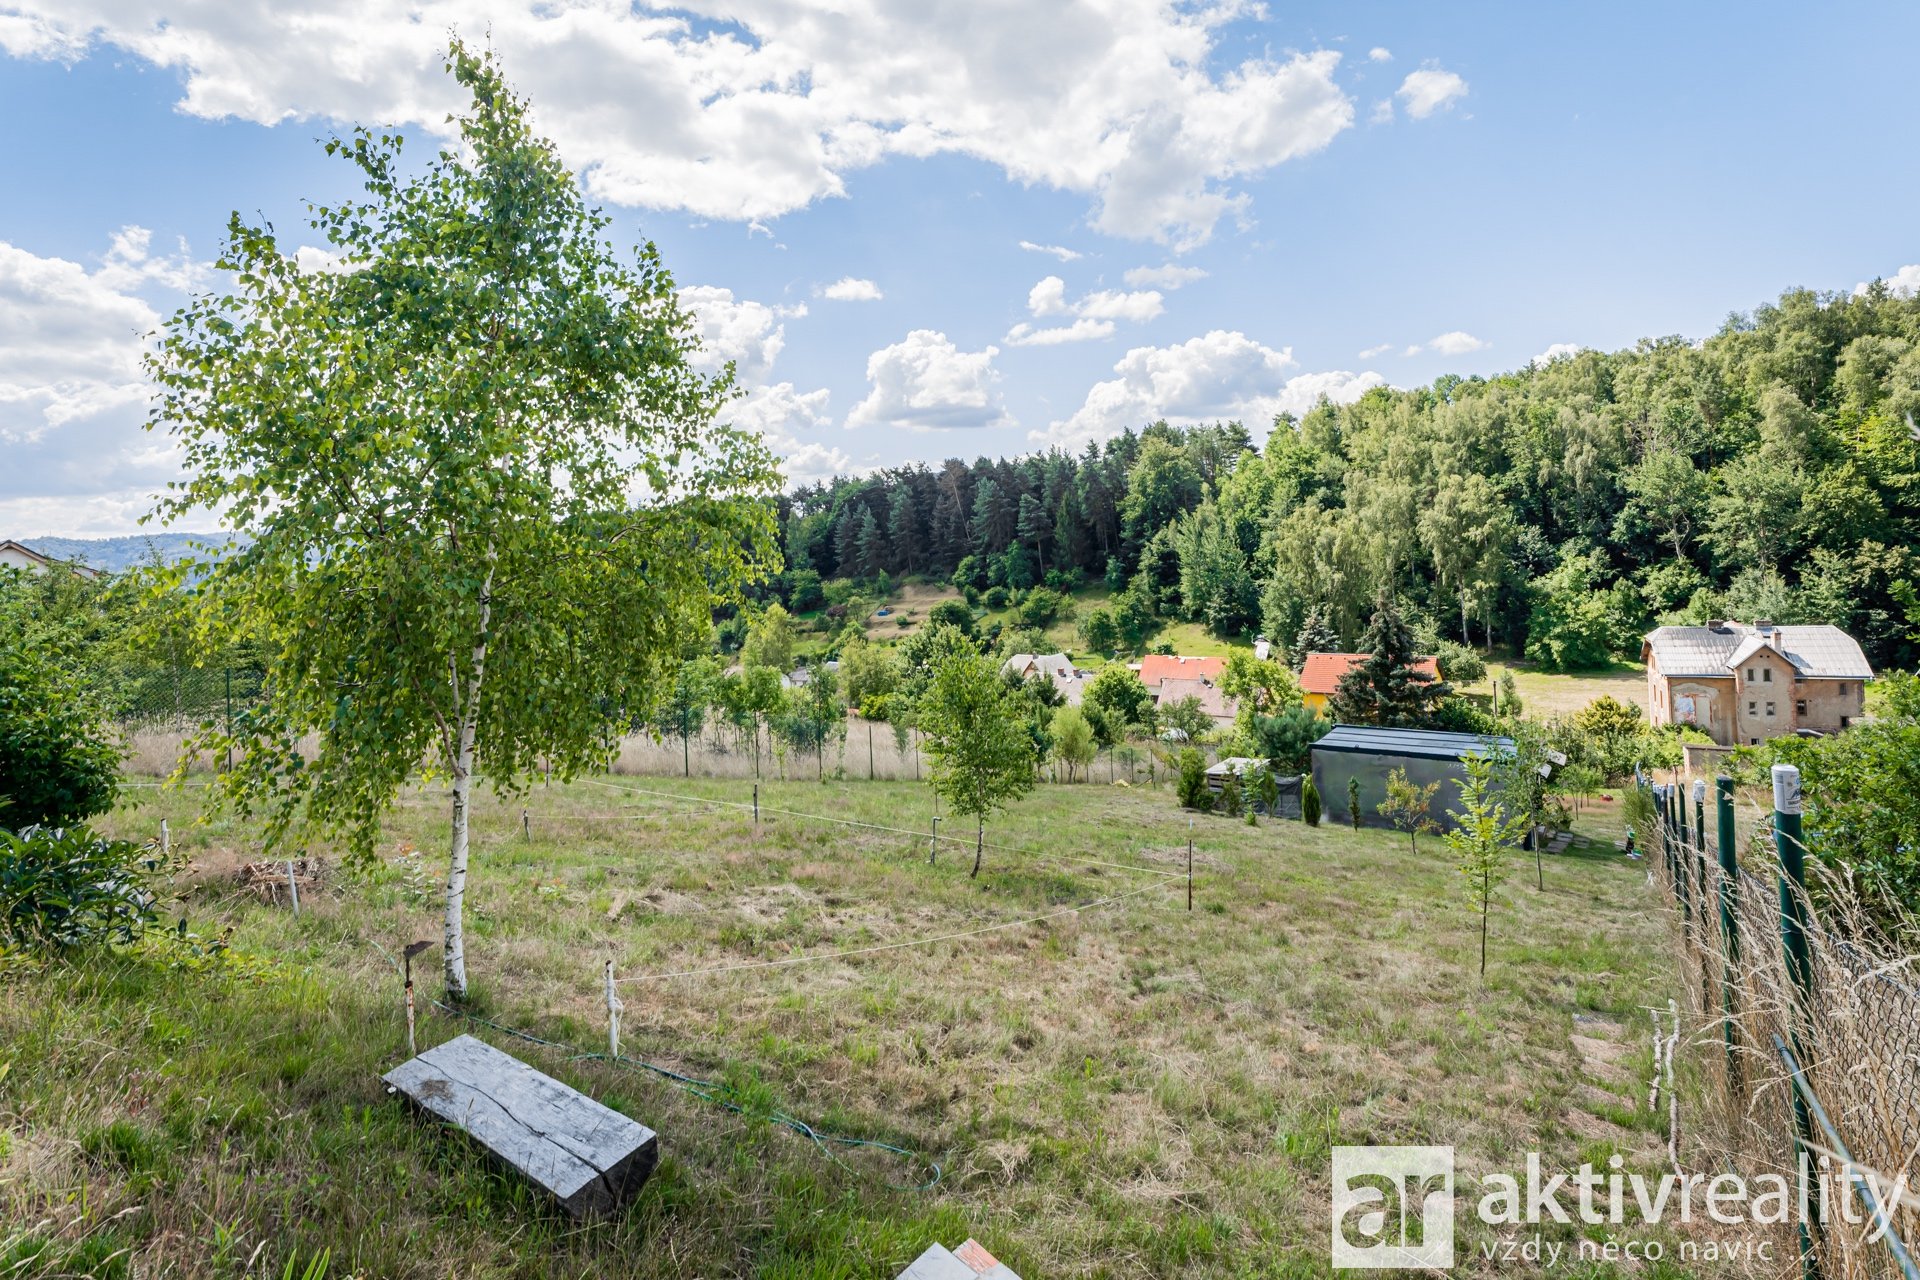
[382,1033,657,1219]
[897,1239,1022,1280]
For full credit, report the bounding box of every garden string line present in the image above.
[363,939,942,1192]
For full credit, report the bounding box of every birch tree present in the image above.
[146,44,779,999]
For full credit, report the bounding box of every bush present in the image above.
[982,585,1011,610]
[1,825,158,950]
[927,599,976,637]
[1347,776,1362,829]
[1434,640,1486,686]
[0,645,121,829]
[1302,779,1322,827]
[1218,772,1243,817]
[1175,748,1211,811]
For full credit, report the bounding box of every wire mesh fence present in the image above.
[1649,776,1920,1280]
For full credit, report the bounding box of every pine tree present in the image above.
[1328,592,1452,727]
[888,487,919,573]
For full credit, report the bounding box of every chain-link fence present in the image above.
[1650,776,1920,1280]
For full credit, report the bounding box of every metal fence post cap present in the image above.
[1771,764,1802,815]
[1692,779,1707,803]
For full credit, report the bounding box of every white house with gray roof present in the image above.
[1642,620,1872,746]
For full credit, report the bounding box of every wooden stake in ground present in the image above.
[1187,820,1194,912]
[286,860,301,917]
[605,959,621,1059]
[403,941,435,1055]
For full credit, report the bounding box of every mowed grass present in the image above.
[4,775,1682,1278]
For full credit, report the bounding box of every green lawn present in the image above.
[3,776,1685,1277]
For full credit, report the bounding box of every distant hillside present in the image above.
[11,533,239,573]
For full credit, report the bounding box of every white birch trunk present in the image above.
[444,552,497,1001]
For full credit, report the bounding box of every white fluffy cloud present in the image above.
[726,382,851,484]
[848,330,1009,431]
[5,3,1361,250]
[1396,66,1469,119]
[821,276,883,302]
[1357,342,1392,359]
[1010,274,1163,343]
[1123,263,1208,290]
[1407,330,1488,357]
[1532,342,1584,365]
[1041,329,1384,446]
[1005,318,1116,347]
[677,285,804,383]
[0,232,190,535]
[1854,265,1920,299]
[1019,241,1083,262]
[1368,47,1393,63]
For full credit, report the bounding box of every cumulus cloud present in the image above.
[1041,329,1386,447]
[1020,241,1083,262]
[821,276,883,302]
[1357,342,1392,359]
[4,4,1361,250]
[0,233,188,534]
[726,382,851,485]
[1011,274,1162,343]
[1368,47,1393,62]
[1396,65,1469,119]
[1004,318,1116,347]
[1854,265,1920,299]
[1123,263,1208,290]
[848,330,1010,431]
[1406,330,1488,357]
[677,285,804,383]
[1531,342,1584,365]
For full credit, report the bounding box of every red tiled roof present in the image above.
[1298,651,1440,697]
[1138,654,1227,687]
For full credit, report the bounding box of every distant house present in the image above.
[1297,652,1441,715]
[1133,654,1237,727]
[1310,725,1513,833]
[0,539,101,579]
[782,659,840,690]
[1642,620,1872,746]
[1001,652,1087,705]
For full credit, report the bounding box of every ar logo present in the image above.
[1331,1145,1456,1269]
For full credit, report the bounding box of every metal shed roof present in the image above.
[1310,724,1514,761]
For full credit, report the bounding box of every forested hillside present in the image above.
[771,281,1920,671]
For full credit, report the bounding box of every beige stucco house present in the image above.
[1642,620,1872,746]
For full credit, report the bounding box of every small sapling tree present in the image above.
[1302,778,1322,827]
[1347,776,1362,830]
[1049,705,1096,782]
[1378,766,1441,855]
[1445,752,1528,978]
[146,45,779,999]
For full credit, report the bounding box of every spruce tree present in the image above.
[1328,592,1452,727]
[1291,610,1339,673]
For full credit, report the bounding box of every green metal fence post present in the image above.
[1672,784,1691,923]
[1716,775,1739,1078]
[1773,763,1819,1280]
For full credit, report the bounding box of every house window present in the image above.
[1745,668,1755,682]
[1762,668,1772,683]
[1839,683,1849,697]
[1750,737,1759,745]
[1796,699,1807,717]
[1766,702,1776,717]
[1841,716,1851,729]
[1747,701,1756,715]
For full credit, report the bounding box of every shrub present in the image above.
[982,585,1011,610]
[927,598,977,637]
[1302,779,1322,827]
[1347,776,1362,829]
[0,645,121,829]
[1175,748,1211,811]
[1434,640,1486,686]
[0,825,158,950]
[1218,772,1243,817]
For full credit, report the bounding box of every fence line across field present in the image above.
[582,776,1185,880]
[608,873,1180,988]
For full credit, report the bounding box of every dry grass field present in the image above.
[2,775,1692,1278]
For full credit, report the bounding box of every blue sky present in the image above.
[3,1,1917,535]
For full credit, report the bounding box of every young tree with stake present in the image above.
[1445,753,1528,978]
[1377,766,1441,855]
[918,647,1036,876]
[146,45,779,1001]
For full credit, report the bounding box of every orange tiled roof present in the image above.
[1137,654,1227,687]
[1298,651,1440,697]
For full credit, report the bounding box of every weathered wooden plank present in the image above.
[383,1034,656,1219]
